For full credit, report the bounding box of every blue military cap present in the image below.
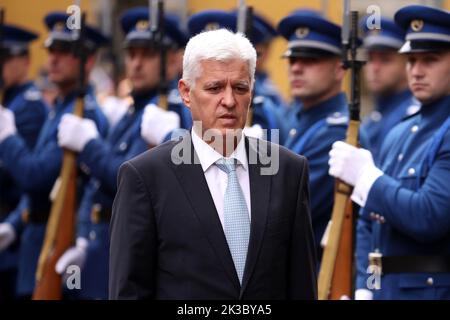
[253,12,277,44]
[188,10,236,35]
[0,23,38,56]
[394,5,450,53]
[120,7,188,49]
[44,12,110,53]
[187,9,269,46]
[278,9,342,58]
[229,9,278,45]
[361,16,405,51]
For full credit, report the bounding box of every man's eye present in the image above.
[235,86,249,94]
[206,86,220,92]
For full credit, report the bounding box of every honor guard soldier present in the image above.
[329,5,450,300]
[187,10,283,141]
[0,11,109,298]
[0,23,48,300]
[249,11,284,107]
[278,9,349,258]
[361,16,420,158]
[54,6,192,299]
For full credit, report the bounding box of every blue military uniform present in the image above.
[0,12,110,298]
[70,7,192,299]
[278,10,349,258]
[187,10,284,142]
[360,16,420,158]
[356,5,450,299]
[0,24,48,300]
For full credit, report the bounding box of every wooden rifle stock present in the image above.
[32,98,84,300]
[318,120,358,300]
[33,8,87,300]
[318,7,363,300]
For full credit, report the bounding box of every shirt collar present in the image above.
[191,129,248,173]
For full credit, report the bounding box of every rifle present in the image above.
[317,0,364,300]
[33,6,87,300]
[0,8,5,104]
[237,0,254,127]
[150,0,168,111]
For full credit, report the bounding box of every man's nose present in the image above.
[410,61,425,78]
[290,60,304,73]
[221,85,236,108]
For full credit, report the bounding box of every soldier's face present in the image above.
[2,55,29,88]
[47,48,80,87]
[406,51,450,105]
[179,59,251,138]
[288,56,344,104]
[365,50,408,96]
[125,47,160,93]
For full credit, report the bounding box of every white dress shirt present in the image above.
[191,129,251,229]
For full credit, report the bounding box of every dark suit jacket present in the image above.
[109,134,317,299]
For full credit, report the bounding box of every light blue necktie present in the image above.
[216,158,250,284]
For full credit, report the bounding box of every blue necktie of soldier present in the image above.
[215,158,250,285]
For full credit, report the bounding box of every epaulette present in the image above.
[168,89,183,104]
[24,88,42,101]
[252,95,265,105]
[326,112,348,125]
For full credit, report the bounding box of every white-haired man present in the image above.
[109,29,317,300]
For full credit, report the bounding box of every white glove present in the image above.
[328,141,383,206]
[140,104,180,145]
[0,223,16,251]
[100,96,129,128]
[55,237,88,274]
[243,124,264,139]
[57,114,99,152]
[0,107,17,143]
[354,288,373,300]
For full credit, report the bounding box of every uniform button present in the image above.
[89,231,97,241]
[80,163,90,175]
[119,142,128,151]
[370,111,382,122]
[375,214,380,221]
[379,216,385,223]
[370,212,376,219]
[408,168,416,176]
[398,154,403,162]
[289,128,297,137]
[427,277,434,286]
[411,125,419,133]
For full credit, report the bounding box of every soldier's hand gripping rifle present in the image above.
[150,0,168,111]
[33,6,88,300]
[318,0,364,300]
[237,0,255,127]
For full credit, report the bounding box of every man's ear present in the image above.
[335,59,347,82]
[85,54,96,74]
[178,79,191,109]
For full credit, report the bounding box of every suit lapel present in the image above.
[240,137,272,297]
[171,134,240,290]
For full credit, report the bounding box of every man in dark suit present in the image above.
[109,28,317,300]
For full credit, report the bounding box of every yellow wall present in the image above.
[2,0,96,79]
